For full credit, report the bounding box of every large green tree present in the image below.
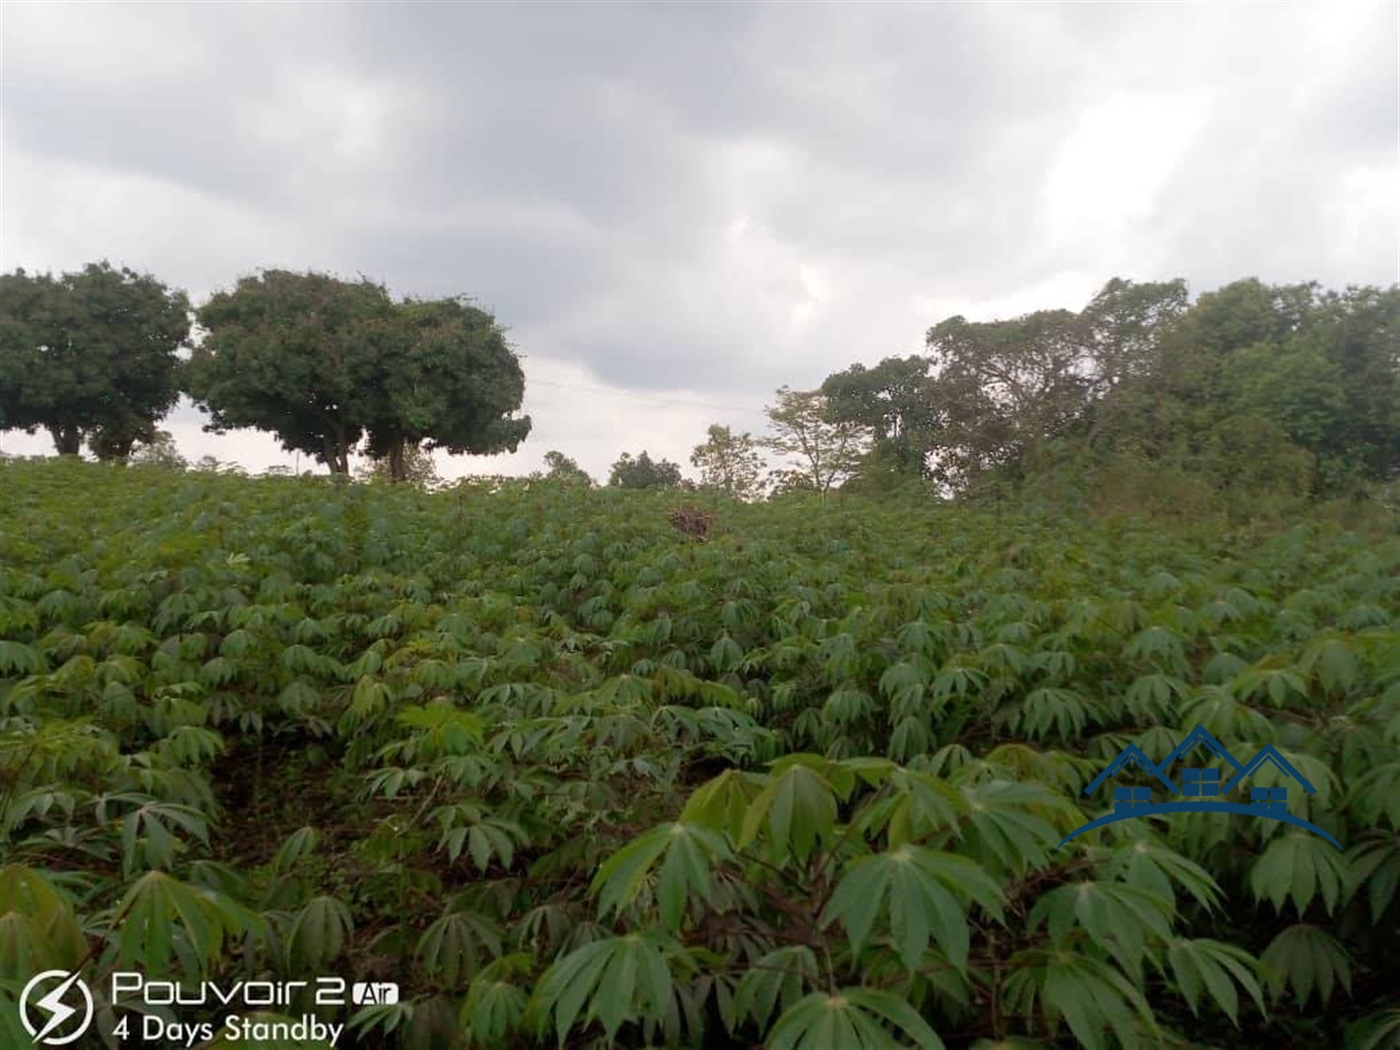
[821,355,941,480]
[362,296,530,482]
[922,278,1189,488]
[188,270,393,474]
[188,271,531,479]
[0,261,190,457]
[1090,279,1399,497]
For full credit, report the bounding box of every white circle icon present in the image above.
[19,970,94,1046]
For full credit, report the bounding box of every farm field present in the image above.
[1,459,1397,1050]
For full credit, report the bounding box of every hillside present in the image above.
[1,459,1397,1049]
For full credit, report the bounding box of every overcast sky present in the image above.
[3,1,1397,480]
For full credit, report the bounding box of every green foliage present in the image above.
[690,424,766,499]
[822,275,1396,514]
[538,450,594,486]
[821,354,941,480]
[0,261,190,457]
[763,386,871,496]
[607,450,683,489]
[355,442,441,489]
[130,429,190,471]
[188,271,529,478]
[0,459,1394,1049]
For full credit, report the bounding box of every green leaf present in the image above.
[1250,831,1351,916]
[1345,831,1400,922]
[1003,949,1158,1050]
[271,826,319,874]
[1344,1006,1400,1050]
[821,845,1004,971]
[1029,880,1174,974]
[955,780,1066,874]
[115,871,262,976]
[286,895,353,971]
[738,763,839,863]
[767,988,945,1050]
[728,946,820,1031]
[460,956,532,1048]
[1260,924,1352,1008]
[416,910,502,985]
[1164,938,1268,1025]
[590,820,730,930]
[530,933,674,1046]
[678,769,763,842]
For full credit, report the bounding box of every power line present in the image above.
[525,377,765,415]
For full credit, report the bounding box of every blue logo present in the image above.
[1059,724,1340,849]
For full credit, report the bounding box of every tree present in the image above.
[129,429,188,471]
[690,424,766,499]
[821,356,941,479]
[355,442,441,488]
[608,450,683,489]
[540,450,593,486]
[188,270,394,474]
[1089,279,1399,497]
[361,295,531,482]
[923,277,1189,489]
[188,272,531,480]
[0,261,190,458]
[762,387,870,497]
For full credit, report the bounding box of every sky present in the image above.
[2,1,1397,481]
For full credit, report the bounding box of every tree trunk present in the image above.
[48,424,82,456]
[325,423,350,474]
[388,435,407,483]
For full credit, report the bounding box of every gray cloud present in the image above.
[2,0,1395,478]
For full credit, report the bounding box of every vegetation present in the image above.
[608,451,684,490]
[763,386,872,498]
[820,277,1397,505]
[1,459,1395,1049]
[129,430,190,472]
[690,425,766,501]
[4,265,1391,510]
[0,261,191,459]
[356,443,443,489]
[539,451,594,487]
[188,271,530,481]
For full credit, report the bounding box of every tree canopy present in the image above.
[608,450,683,489]
[0,261,190,458]
[187,270,530,479]
[809,275,1395,511]
[540,450,594,486]
[763,386,871,497]
[362,295,531,481]
[690,424,766,500]
[821,355,941,482]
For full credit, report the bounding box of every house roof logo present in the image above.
[1059,724,1340,849]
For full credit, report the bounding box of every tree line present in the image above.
[3,261,1395,507]
[0,263,530,482]
[820,277,1399,513]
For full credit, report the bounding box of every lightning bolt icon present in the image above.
[32,971,82,1043]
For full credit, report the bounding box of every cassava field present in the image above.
[1,459,1397,1050]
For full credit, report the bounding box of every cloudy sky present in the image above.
[2,1,1396,480]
